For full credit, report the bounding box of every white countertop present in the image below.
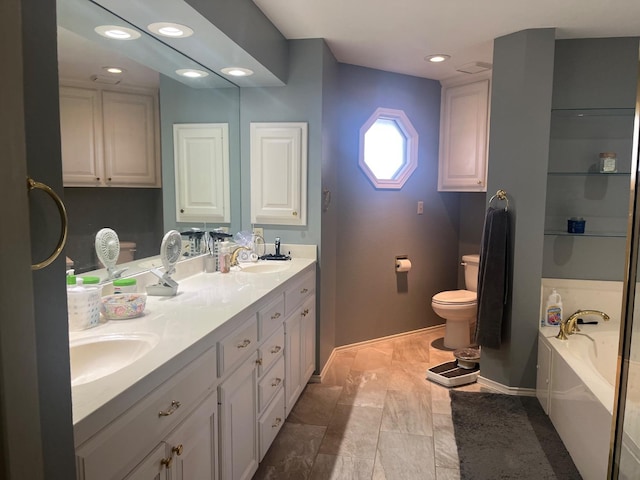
[71,252,315,446]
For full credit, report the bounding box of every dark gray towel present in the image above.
[474,206,510,349]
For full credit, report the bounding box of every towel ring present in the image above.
[27,177,68,270]
[489,189,509,211]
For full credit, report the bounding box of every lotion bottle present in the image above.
[544,289,563,327]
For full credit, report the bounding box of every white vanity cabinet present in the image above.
[74,261,317,480]
[437,77,490,192]
[59,84,160,188]
[284,270,316,415]
[74,348,217,480]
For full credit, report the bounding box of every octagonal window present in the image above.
[359,108,418,189]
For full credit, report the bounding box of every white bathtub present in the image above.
[539,326,619,480]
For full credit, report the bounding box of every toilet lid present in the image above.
[432,290,477,305]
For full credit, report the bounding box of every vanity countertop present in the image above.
[71,255,315,446]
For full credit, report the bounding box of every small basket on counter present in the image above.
[101,293,147,320]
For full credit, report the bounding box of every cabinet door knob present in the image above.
[477,180,482,185]
[271,312,281,320]
[300,288,308,294]
[96,177,100,181]
[271,377,282,387]
[180,208,184,213]
[270,345,282,354]
[237,339,251,349]
[292,211,298,216]
[161,456,173,469]
[301,308,309,317]
[158,400,181,417]
[272,417,282,428]
[172,444,183,456]
[256,358,263,366]
[108,177,112,181]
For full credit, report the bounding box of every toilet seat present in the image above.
[432,290,477,306]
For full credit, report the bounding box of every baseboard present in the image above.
[477,375,537,397]
[313,325,445,383]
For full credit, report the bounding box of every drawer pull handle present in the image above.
[300,288,308,294]
[272,417,282,428]
[256,358,263,366]
[271,377,282,387]
[270,345,282,354]
[271,312,281,320]
[237,339,251,349]
[161,456,173,469]
[158,400,181,417]
[172,444,183,456]
[301,308,309,317]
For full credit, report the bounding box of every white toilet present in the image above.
[431,254,480,349]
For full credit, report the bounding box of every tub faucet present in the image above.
[556,310,610,340]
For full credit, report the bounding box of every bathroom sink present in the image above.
[69,333,159,386]
[237,262,290,274]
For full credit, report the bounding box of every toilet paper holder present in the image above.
[395,255,411,273]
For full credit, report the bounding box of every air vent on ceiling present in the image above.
[90,74,121,85]
[455,62,492,74]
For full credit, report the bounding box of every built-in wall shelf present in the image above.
[547,172,631,177]
[544,230,627,238]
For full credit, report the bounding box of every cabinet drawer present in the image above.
[258,355,285,413]
[218,315,258,377]
[258,295,285,340]
[258,326,284,377]
[284,270,314,315]
[258,389,285,461]
[75,347,217,480]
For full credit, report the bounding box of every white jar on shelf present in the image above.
[599,152,617,173]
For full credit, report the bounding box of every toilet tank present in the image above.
[462,254,480,292]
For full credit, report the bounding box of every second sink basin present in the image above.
[238,262,290,274]
[70,333,159,387]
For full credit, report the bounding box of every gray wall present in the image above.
[319,43,340,369]
[457,192,486,288]
[239,39,325,247]
[64,188,163,273]
[159,75,241,235]
[481,29,555,388]
[334,64,459,346]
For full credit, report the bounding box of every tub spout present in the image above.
[556,310,610,340]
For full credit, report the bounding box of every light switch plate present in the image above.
[417,201,424,215]
[253,227,264,237]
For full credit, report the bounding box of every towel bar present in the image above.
[489,189,509,211]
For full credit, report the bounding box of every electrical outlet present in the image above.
[253,227,264,238]
[417,201,424,215]
[218,226,229,233]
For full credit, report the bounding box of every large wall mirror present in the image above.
[58,0,241,277]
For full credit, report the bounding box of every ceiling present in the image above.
[253,0,640,81]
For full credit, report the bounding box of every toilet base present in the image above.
[444,319,472,349]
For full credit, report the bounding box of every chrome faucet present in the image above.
[275,237,281,256]
[556,309,610,340]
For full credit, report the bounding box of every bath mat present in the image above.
[449,391,582,479]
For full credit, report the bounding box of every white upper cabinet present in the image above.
[59,84,160,188]
[438,78,490,192]
[250,122,307,226]
[174,123,230,223]
[59,86,104,185]
[102,91,159,187]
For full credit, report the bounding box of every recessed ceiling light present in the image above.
[147,22,194,38]
[220,67,254,77]
[176,69,209,78]
[425,54,451,63]
[94,25,141,40]
[103,66,124,74]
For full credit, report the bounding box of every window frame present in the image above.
[358,107,419,189]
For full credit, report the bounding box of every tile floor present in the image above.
[253,326,494,480]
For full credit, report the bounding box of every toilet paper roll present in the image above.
[396,259,412,272]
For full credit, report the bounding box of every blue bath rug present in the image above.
[450,391,582,479]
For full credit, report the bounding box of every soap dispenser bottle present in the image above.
[544,289,563,327]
